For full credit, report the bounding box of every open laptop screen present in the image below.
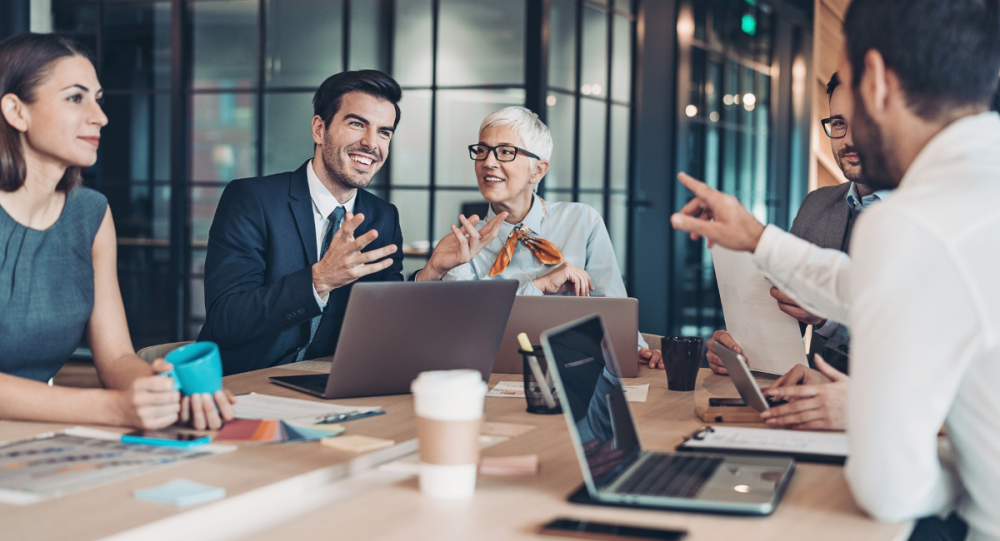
[544,316,641,489]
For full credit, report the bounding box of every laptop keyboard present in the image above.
[616,454,723,498]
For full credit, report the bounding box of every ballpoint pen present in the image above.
[317,410,386,424]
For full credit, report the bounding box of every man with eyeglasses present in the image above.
[706,72,889,383]
[415,106,661,368]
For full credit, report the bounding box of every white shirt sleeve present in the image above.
[312,284,329,309]
[752,224,852,324]
[843,210,969,521]
[813,319,840,338]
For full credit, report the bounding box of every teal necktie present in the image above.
[296,206,346,362]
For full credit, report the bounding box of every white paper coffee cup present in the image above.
[411,370,487,499]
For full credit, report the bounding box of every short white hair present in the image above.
[479,106,553,162]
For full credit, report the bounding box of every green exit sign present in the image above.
[742,14,757,35]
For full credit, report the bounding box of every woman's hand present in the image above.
[114,359,181,429]
[417,212,508,281]
[532,262,594,296]
[149,358,237,430]
[179,390,237,430]
[639,348,663,369]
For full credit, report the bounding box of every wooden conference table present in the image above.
[0,364,912,541]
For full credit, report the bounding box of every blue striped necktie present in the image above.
[296,206,346,362]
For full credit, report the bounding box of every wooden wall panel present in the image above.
[810,0,850,191]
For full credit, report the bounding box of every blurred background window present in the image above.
[38,0,811,346]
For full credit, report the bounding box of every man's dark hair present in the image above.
[0,33,94,193]
[826,72,840,99]
[313,70,402,129]
[843,0,1000,120]
[992,80,1000,113]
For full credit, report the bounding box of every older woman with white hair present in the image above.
[416,106,662,368]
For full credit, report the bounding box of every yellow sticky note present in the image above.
[320,435,395,453]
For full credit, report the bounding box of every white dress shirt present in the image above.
[444,193,647,349]
[306,159,356,308]
[751,112,1000,539]
[812,182,890,340]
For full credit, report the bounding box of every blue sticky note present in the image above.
[133,479,226,507]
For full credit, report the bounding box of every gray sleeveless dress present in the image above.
[0,187,108,382]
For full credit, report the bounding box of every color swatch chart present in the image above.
[0,428,232,505]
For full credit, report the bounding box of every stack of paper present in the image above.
[214,419,344,443]
[233,393,382,425]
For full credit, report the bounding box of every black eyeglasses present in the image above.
[468,144,540,162]
[821,117,848,139]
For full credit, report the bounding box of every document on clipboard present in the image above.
[677,426,849,464]
[711,246,808,375]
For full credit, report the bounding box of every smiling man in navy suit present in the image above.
[200,70,404,375]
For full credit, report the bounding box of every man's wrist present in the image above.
[311,264,333,297]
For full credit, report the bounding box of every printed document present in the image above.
[233,393,381,423]
[487,381,649,402]
[712,246,807,375]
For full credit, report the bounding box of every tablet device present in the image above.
[709,341,771,412]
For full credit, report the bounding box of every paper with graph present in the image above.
[711,246,807,375]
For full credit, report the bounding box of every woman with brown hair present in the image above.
[0,33,234,429]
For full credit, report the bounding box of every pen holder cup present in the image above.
[521,346,563,415]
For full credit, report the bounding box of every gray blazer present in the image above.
[788,182,854,373]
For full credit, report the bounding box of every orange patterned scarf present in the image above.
[488,199,564,277]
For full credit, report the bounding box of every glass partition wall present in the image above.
[670,0,812,337]
[52,0,637,346]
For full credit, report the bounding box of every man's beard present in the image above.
[834,143,864,182]
[851,87,901,191]
[321,142,381,190]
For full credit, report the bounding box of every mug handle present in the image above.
[158,370,181,391]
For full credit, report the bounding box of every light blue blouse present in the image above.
[443,193,647,349]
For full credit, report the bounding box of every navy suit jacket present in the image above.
[198,162,404,375]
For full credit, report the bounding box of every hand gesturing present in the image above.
[312,212,398,296]
[418,212,508,281]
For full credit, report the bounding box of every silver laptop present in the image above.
[492,296,640,377]
[541,315,795,515]
[270,281,518,398]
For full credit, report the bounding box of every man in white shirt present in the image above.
[669,0,1000,538]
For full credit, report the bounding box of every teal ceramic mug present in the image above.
[160,342,223,395]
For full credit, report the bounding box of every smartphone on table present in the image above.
[121,429,211,448]
[708,396,787,408]
[539,518,686,541]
